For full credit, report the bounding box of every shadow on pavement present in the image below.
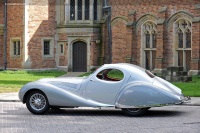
[44,108,186,117]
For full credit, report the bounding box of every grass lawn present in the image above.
[173,76,200,97]
[0,70,66,93]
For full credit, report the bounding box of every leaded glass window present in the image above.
[68,0,98,21]
[186,30,191,48]
[60,44,64,54]
[70,0,75,20]
[186,50,191,71]
[152,51,156,70]
[152,33,156,48]
[145,51,150,70]
[85,0,90,20]
[93,0,97,20]
[175,19,192,71]
[178,32,183,48]
[44,40,50,55]
[178,51,183,66]
[77,0,82,20]
[145,32,150,48]
[13,41,20,55]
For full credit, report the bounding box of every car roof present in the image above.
[102,63,146,72]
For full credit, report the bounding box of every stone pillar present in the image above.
[154,7,167,74]
[59,0,65,23]
[126,10,136,64]
[65,0,70,23]
[90,38,95,67]
[75,0,78,21]
[23,0,31,69]
[90,0,94,22]
[155,24,164,69]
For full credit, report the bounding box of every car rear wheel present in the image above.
[122,108,148,116]
[26,90,50,114]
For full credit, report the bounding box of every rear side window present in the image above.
[96,69,124,81]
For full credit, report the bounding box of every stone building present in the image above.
[0,0,200,75]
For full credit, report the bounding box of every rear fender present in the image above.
[115,82,182,108]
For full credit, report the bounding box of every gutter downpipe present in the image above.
[103,0,112,63]
[3,0,7,70]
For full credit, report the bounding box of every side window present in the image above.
[10,38,21,58]
[42,38,54,58]
[96,69,124,81]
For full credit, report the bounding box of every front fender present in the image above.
[115,82,183,108]
[19,81,113,107]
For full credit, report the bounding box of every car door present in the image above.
[84,69,125,104]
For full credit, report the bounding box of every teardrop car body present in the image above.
[18,63,186,116]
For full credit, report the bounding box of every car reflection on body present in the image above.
[19,63,186,116]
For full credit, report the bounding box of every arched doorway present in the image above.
[72,41,87,72]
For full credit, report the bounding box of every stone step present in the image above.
[177,71,188,76]
[165,76,192,82]
[167,66,184,72]
[166,76,183,82]
[166,71,188,76]
[183,76,192,82]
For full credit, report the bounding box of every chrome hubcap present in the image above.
[29,93,46,111]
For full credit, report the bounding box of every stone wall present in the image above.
[0,35,3,68]
[27,0,57,69]
[1,0,200,73]
[112,17,131,63]
[6,0,24,68]
[0,1,4,68]
[0,1,3,24]
[101,0,200,74]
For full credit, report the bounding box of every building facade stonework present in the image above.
[0,0,200,75]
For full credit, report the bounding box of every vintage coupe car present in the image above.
[19,63,186,116]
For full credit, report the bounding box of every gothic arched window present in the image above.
[175,19,191,71]
[142,22,157,70]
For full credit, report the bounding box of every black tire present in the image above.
[51,107,60,110]
[122,108,148,117]
[26,90,50,114]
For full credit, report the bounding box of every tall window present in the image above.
[93,0,97,20]
[143,22,157,70]
[85,0,90,20]
[70,0,75,20]
[13,41,20,55]
[69,0,97,21]
[77,0,82,20]
[176,19,191,71]
[60,44,64,54]
[43,40,50,55]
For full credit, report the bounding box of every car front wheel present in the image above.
[122,108,148,117]
[26,90,50,114]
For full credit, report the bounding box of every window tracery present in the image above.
[142,22,157,70]
[175,19,192,71]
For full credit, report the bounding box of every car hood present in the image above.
[38,77,86,91]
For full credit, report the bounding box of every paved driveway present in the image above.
[1,102,200,133]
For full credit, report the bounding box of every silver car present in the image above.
[19,63,186,116]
